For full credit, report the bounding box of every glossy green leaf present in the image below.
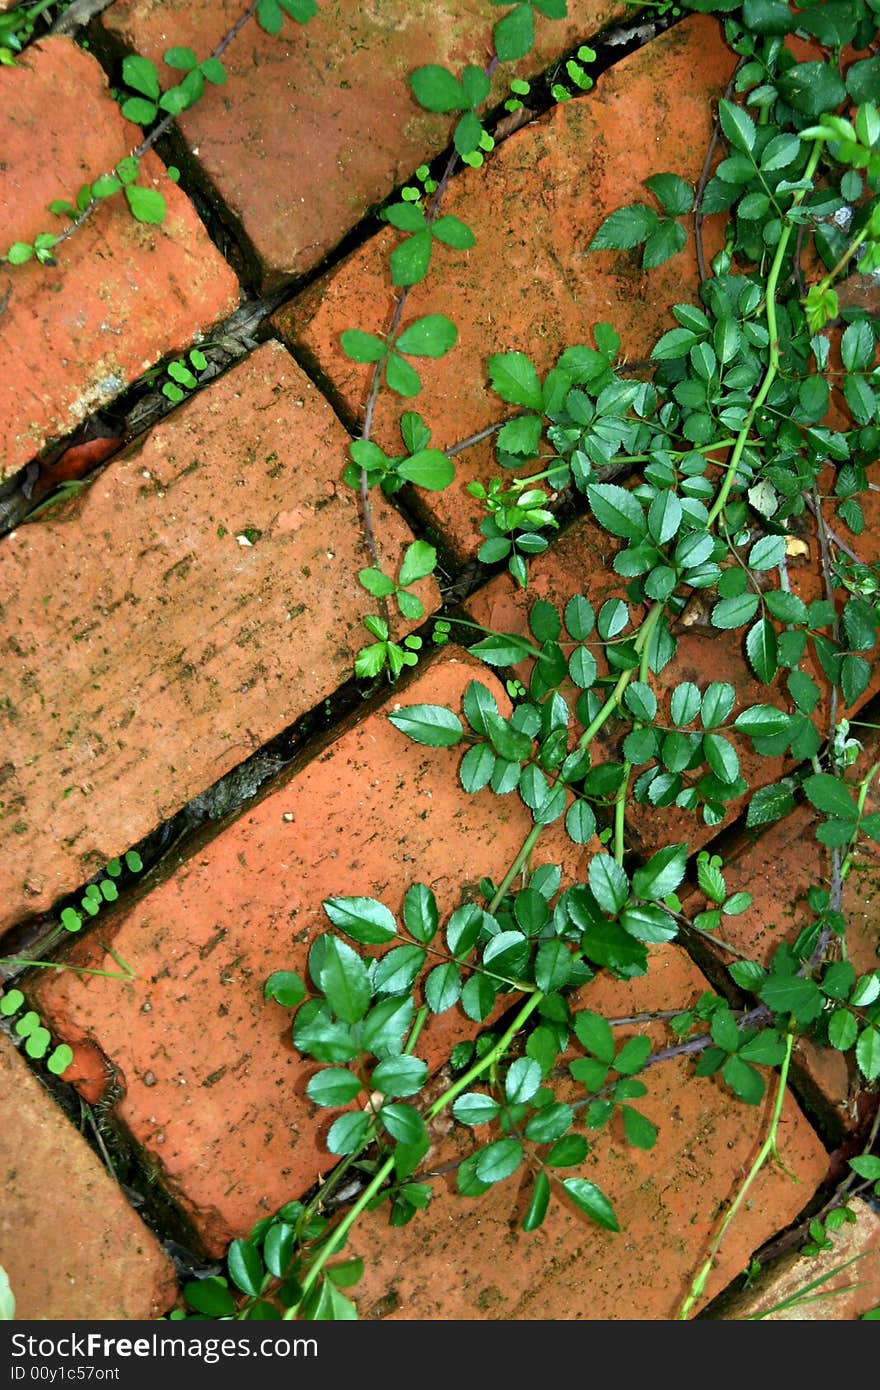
[388,704,464,747]
[323,896,397,944]
[561,1178,619,1231]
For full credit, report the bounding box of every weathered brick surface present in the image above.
[0,1032,177,1319]
[32,651,586,1255]
[103,0,625,290]
[276,15,736,561]
[0,341,437,933]
[711,1198,880,1320]
[345,945,829,1319]
[0,38,240,481]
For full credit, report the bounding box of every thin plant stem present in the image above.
[677,1030,795,1319]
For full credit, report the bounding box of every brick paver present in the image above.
[32,651,586,1255]
[713,1197,880,1320]
[0,1031,177,1319]
[0,341,436,933]
[103,0,626,290]
[0,37,240,481]
[345,945,829,1319]
[276,14,736,561]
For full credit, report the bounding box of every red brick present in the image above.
[0,38,240,481]
[344,946,828,1319]
[103,0,626,290]
[32,651,585,1255]
[277,15,736,562]
[0,341,437,933]
[711,1197,880,1321]
[0,1031,177,1319]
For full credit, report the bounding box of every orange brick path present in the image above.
[1,5,876,1323]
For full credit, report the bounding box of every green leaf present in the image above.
[327,1111,372,1156]
[121,96,159,124]
[746,618,778,683]
[460,743,496,793]
[122,54,160,99]
[586,483,645,541]
[718,97,756,154]
[388,704,464,747]
[803,774,857,820]
[856,1026,880,1082]
[386,353,422,396]
[453,1091,501,1126]
[475,1137,524,1184]
[361,996,414,1056]
[589,854,630,915]
[748,534,786,570]
[670,682,701,726]
[632,843,688,900]
[401,883,438,945]
[701,682,735,729]
[614,1035,652,1075]
[468,633,534,667]
[380,1102,426,1145]
[264,970,306,1008]
[712,593,760,629]
[652,327,701,361]
[739,1031,787,1065]
[398,541,437,588]
[461,973,497,1022]
[521,1170,551,1231]
[759,974,824,1024]
[373,945,426,996]
[306,1068,363,1107]
[734,705,789,737]
[425,962,462,1013]
[589,203,658,252]
[722,1053,764,1105]
[408,65,466,113]
[227,1239,265,1297]
[524,1102,574,1144]
[746,781,795,827]
[494,3,534,61]
[535,939,574,992]
[340,329,387,363]
[323,896,397,945]
[497,413,543,457]
[620,903,677,943]
[397,449,454,490]
[390,229,432,286]
[777,62,847,118]
[506,1057,542,1104]
[164,45,198,70]
[184,1276,237,1317]
[431,214,474,249]
[317,936,372,1023]
[565,800,596,845]
[622,1105,658,1149]
[642,219,686,269]
[396,314,458,357]
[561,1178,619,1231]
[645,172,693,216]
[573,1008,615,1063]
[487,352,544,410]
[372,1055,428,1098]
